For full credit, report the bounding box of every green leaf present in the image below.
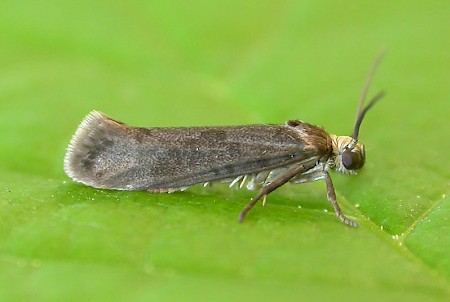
[1,0,449,301]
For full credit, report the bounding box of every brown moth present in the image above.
[64,55,384,227]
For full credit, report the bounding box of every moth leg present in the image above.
[148,187,188,193]
[324,172,358,227]
[238,164,307,222]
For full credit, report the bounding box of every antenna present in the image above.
[351,51,386,141]
[351,91,385,140]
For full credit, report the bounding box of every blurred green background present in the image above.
[1,0,449,301]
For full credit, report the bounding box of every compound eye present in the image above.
[342,150,365,170]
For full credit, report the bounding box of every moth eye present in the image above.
[342,150,365,170]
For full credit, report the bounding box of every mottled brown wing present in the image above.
[64,111,331,190]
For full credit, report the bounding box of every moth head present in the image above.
[332,136,365,174]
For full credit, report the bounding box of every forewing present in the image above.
[64,112,329,190]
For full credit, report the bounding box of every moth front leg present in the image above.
[324,172,358,227]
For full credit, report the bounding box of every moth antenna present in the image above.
[351,51,386,142]
[351,91,385,141]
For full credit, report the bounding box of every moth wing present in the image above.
[64,112,329,191]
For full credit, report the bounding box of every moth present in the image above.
[64,56,384,227]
